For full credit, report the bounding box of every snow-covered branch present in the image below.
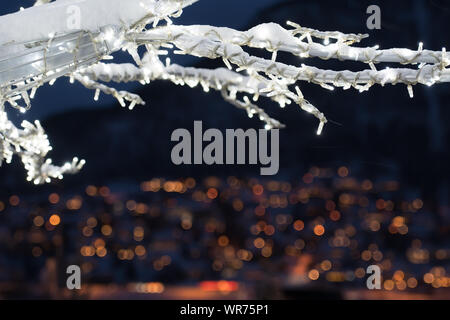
[73,74,145,110]
[160,23,450,66]
[0,0,449,183]
[135,25,450,91]
[78,55,292,129]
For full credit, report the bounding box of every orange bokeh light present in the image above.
[314,224,325,236]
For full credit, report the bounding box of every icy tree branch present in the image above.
[78,56,290,129]
[161,22,450,66]
[0,110,85,184]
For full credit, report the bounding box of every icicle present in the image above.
[222,58,232,70]
[317,121,324,136]
[129,100,137,110]
[94,89,100,101]
[271,51,278,62]
[407,85,414,98]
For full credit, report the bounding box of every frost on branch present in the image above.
[1,0,449,183]
[0,109,85,184]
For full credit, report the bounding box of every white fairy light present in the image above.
[407,84,414,98]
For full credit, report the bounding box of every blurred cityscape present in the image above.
[0,167,449,299]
